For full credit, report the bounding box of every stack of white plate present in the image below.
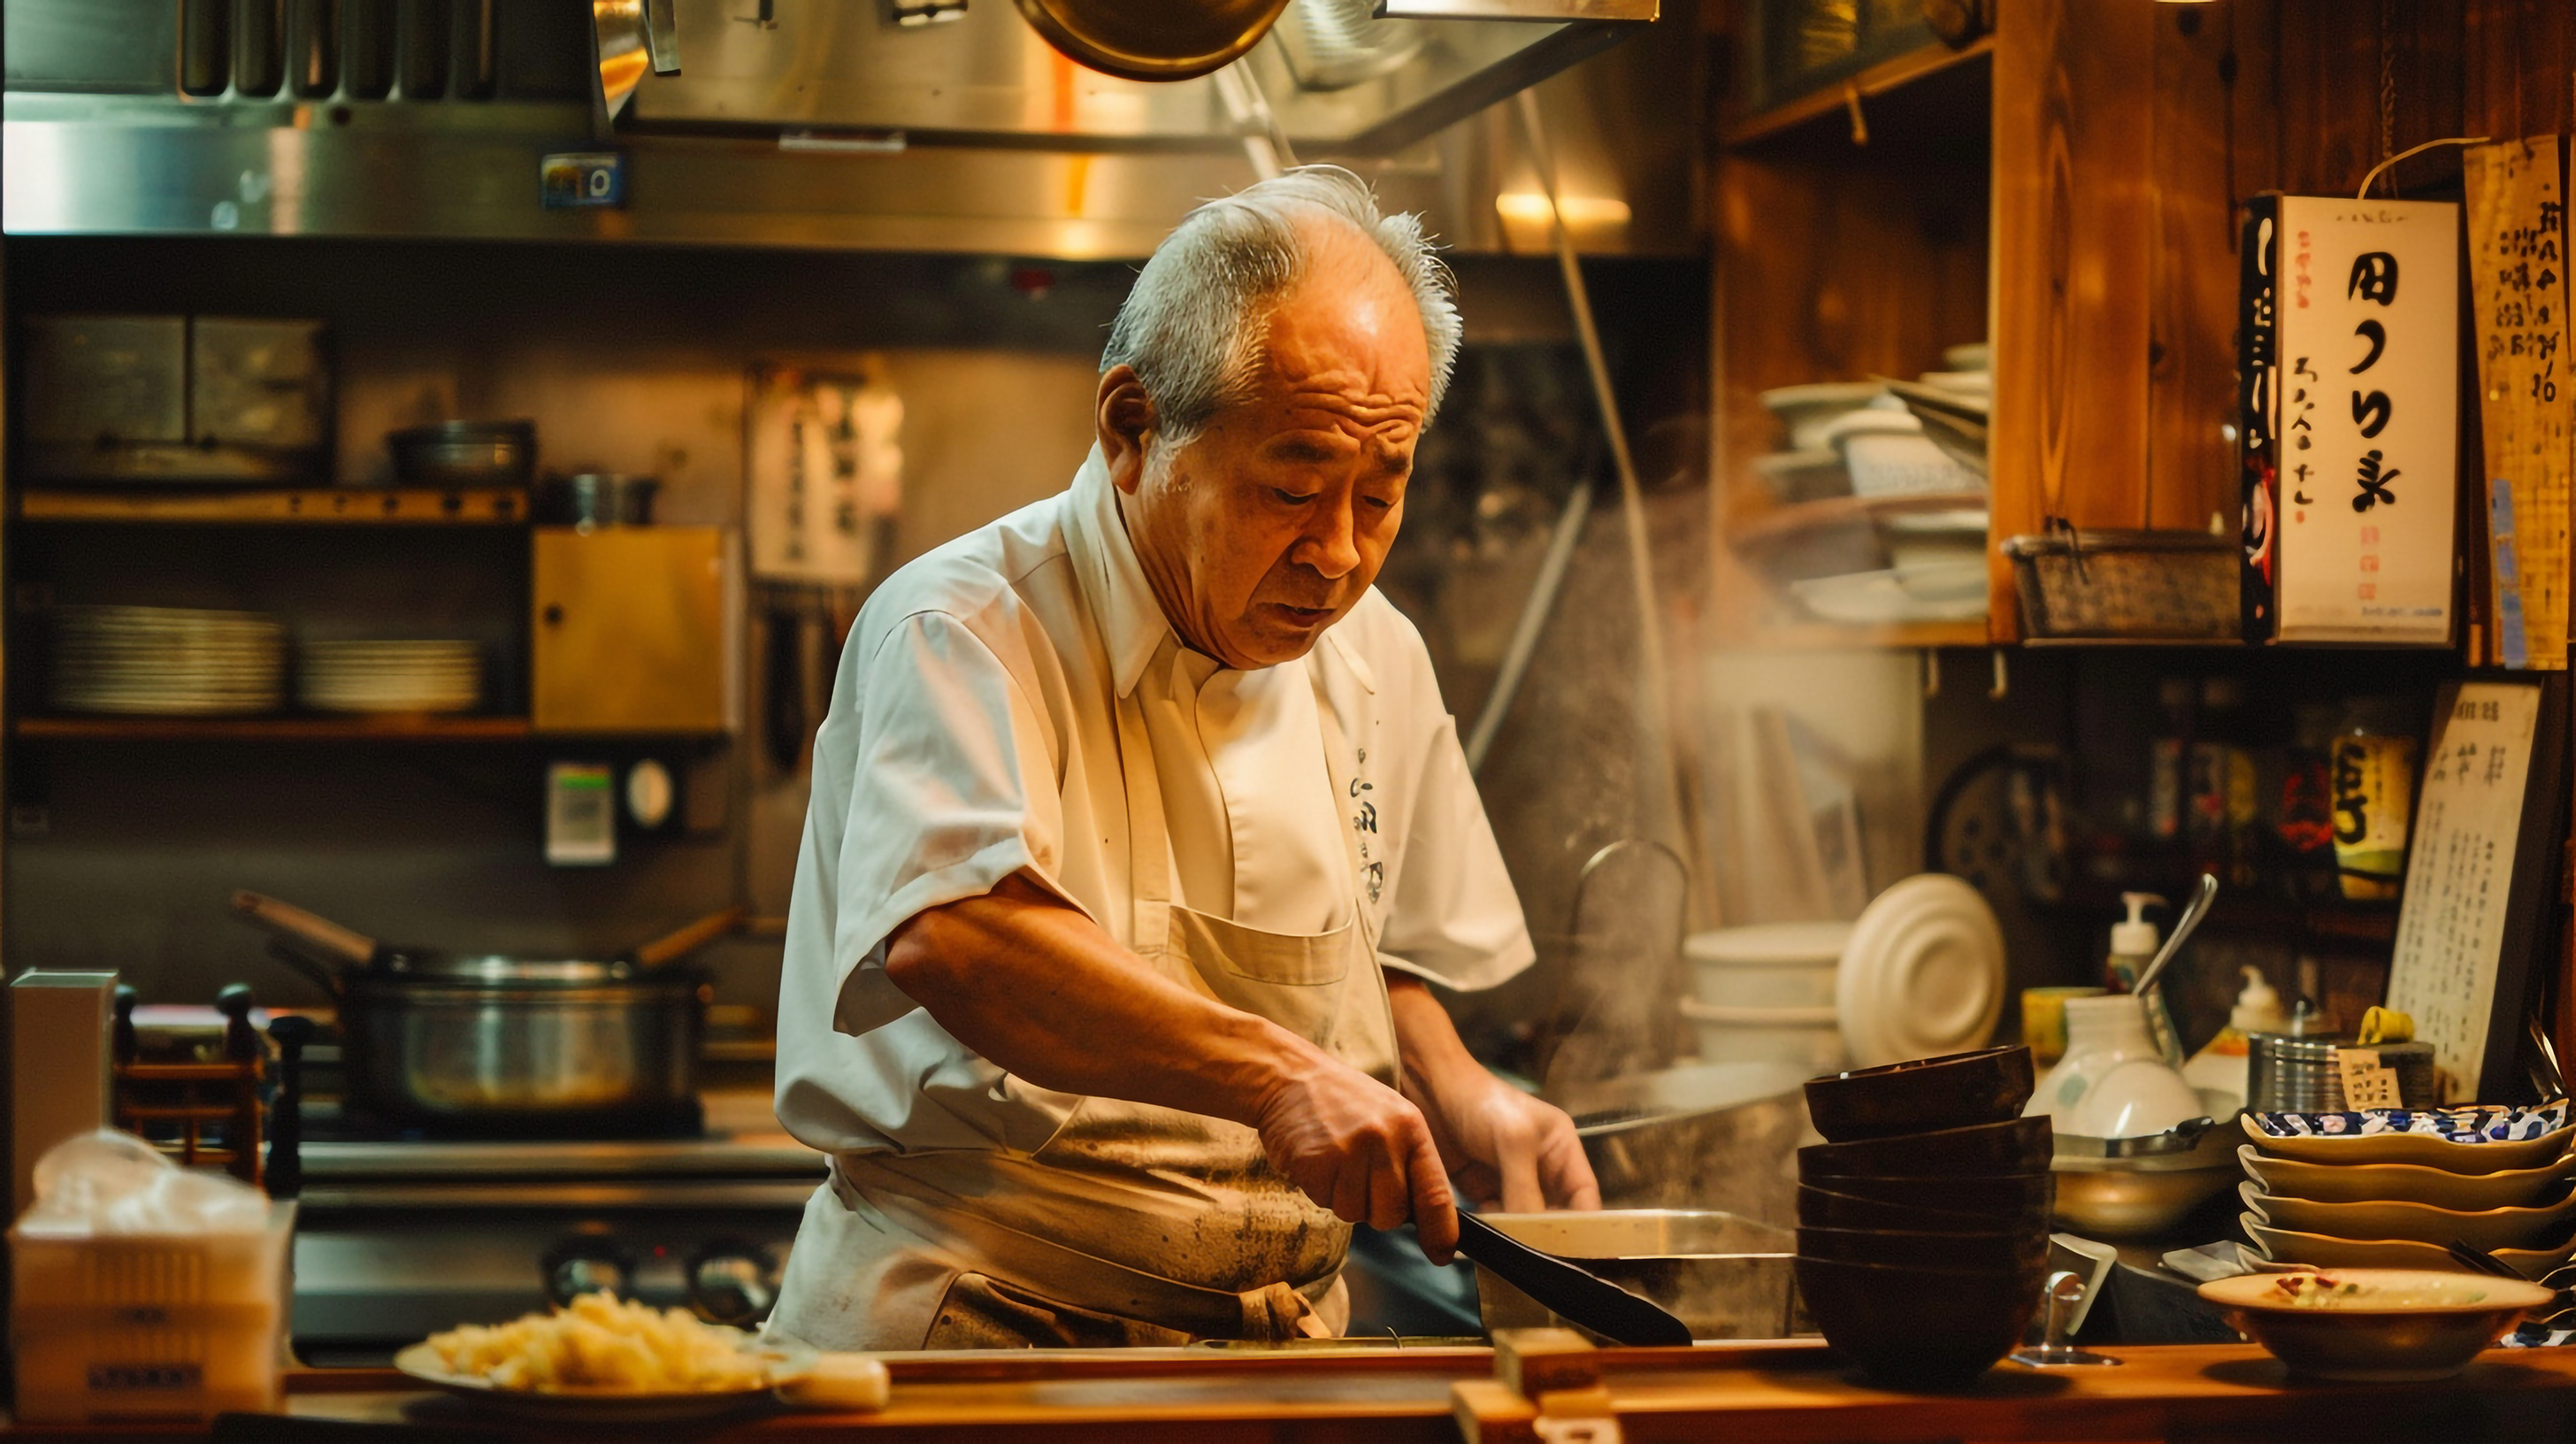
[2236,1103,2576,1273]
[298,640,483,715]
[52,605,285,716]
[1681,875,2007,1076]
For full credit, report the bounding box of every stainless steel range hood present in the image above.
[4,0,1693,258]
[619,0,1640,153]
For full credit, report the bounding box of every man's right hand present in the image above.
[1251,1064,1461,1263]
[888,872,1460,1258]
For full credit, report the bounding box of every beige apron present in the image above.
[794,649,1399,1348]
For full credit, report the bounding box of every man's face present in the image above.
[1105,223,1431,670]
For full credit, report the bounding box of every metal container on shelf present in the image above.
[387,420,537,488]
[21,315,329,484]
[2247,1034,2441,1113]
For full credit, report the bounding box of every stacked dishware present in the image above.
[2236,1102,2576,1274]
[1794,1047,2054,1386]
[50,605,286,715]
[297,640,483,715]
[1682,876,2007,1077]
[1679,924,1850,1074]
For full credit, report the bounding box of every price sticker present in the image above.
[2335,1047,2404,1110]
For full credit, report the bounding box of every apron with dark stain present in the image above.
[805,644,1396,1348]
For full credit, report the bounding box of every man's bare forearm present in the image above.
[881,872,1327,1127]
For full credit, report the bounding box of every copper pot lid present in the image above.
[1013,0,1292,82]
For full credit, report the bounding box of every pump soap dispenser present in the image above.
[2181,967,2281,1118]
[2106,892,2185,1067]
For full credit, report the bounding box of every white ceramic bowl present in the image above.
[2239,1114,2576,1172]
[1748,449,1851,505]
[1820,410,1985,498]
[2237,1143,2576,1210]
[1760,382,1885,450]
[1684,925,1850,1011]
[2197,1268,2553,1382]
[2240,1216,2576,1275]
[1679,999,1846,1074]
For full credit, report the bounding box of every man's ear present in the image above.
[1096,365,1156,495]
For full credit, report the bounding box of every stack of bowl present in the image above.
[1795,1048,2054,1386]
[2236,1104,2576,1274]
[1679,924,1852,1074]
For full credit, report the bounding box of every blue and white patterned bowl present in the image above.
[2251,1100,2571,1144]
[2242,1107,2575,1174]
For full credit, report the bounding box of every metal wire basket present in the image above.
[2001,523,2239,640]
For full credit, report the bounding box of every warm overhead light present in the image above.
[1494,192,1632,227]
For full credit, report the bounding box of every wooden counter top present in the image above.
[12,1338,2576,1442]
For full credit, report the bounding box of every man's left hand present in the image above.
[1385,977,1601,1248]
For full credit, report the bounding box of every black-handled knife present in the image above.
[1453,1212,1693,1348]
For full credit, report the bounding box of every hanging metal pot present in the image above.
[1011,0,1292,81]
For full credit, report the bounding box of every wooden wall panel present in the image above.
[1988,0,2159,639]
[2146,0,2281,536]
[2275,0,2467,197]
[2464,0,2576,141]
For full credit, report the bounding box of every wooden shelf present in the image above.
[14,715,533,741]
[17,488,528,525]
[1715,619,1990,651]
[1722,35,1994,149]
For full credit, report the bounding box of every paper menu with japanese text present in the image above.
[2385,682,2544,1101]
[2465,138,2572,672]
[2272,196,2461,644]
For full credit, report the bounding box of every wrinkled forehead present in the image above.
[1253,219,1432,398]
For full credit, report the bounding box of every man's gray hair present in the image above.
[1101,165,1461,450]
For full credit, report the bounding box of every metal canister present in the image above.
[2247,1034,2441,1112]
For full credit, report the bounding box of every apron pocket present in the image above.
[1177,908,1351,987]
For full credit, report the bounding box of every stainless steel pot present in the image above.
[233,892,738,1130]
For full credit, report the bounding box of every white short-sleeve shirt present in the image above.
[771,448,1534,1158]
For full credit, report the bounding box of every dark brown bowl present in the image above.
[1804,1047,2036,1143]
[1796,1225,2046,1273]
[1804,1171,2055,1223]
[1793,1255,2049,1388]
[1797,1183,2050,1237]
[1798,1115,2053,1179]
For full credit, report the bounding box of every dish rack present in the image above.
[2000,521,2238,639]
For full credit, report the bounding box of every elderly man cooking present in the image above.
[770,166,1598,1351]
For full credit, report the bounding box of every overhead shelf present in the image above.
[17,488,529,525]
[15,716,533,741]
[1721,35,1995,150]
[1717,619,1990,652]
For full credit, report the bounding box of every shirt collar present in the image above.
[1066,448,1176,698]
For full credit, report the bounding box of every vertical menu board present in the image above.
[2270,196,2462,644]
[2464,138,2573,671]
[2385,679,2566,1101]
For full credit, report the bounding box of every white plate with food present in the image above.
[396,1291,815,1422]
[2198,1267,2553,1382]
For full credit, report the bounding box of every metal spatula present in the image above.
[1453,1212,1692,1348]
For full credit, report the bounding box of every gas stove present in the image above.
[288,1093,825,1364]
